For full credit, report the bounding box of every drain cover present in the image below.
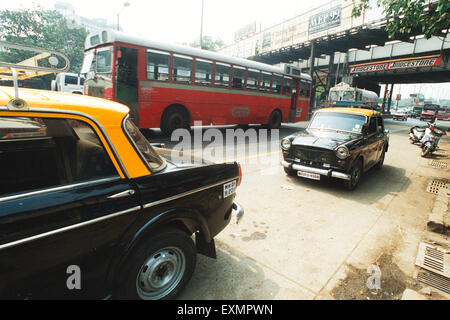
[415,241,450,278]
[417,269,450,294]
[429,160,448,168]
[426,179,449,194]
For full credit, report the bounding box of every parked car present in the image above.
[0,86,243,299]
[393,109,408,121]
[51,73,84,95]
[281,107,389,190]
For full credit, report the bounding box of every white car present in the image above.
[51,73,84,94]
[393,110,408,121]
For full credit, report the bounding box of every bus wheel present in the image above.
[161,106,189,136]
[267,110,282,129]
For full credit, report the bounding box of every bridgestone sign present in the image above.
[350,56,442,74]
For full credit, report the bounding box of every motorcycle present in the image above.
[420,122,446,157]
[409,125,427,144]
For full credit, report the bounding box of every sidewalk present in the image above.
[403,134,450,299]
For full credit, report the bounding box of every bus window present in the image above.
[283,76,292,95]
[215,63,230,87]
[146,49,170,81]
[96,48,113,74]
[305,82,311,97]
[172,54,193,84]
[272,75,282,94]
[300,81,307,97]
[292,78,298,95]
[246,69,259,91]
[261,72,271,93]
[232,66,245,89]
[195,58,213,86]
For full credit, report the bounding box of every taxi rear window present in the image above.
[124,118,165,171]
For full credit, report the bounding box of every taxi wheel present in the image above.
[118,228,196,300]
[344,160,362,191]
[284,167,296,176]
[375,150,385,170]
[161,107,190,136]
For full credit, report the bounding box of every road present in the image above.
[148,118,450,300]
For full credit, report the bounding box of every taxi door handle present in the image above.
[108,189,136,199]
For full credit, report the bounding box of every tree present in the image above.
[0,8,88,73]
[352,0,450,39]
[189,36,225,51]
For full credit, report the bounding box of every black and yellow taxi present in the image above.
[0,86,243,299]
[281,107,389,190]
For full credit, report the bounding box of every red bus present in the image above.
[81,29,312,135]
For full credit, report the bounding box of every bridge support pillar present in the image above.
[387,83,394,114]
[309,41,316,119]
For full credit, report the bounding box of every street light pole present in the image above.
[117,2,130,31]
[200,0,204,49]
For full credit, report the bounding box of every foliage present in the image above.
[0,8,88,73]
[351,0,450,39]
[189,36,225,51]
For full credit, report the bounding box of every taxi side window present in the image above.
[0,116,119,197]
[368,117,377,135]
[376,117,384,133]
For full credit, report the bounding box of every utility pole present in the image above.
[200,0,204,49]
[117,2,130,31]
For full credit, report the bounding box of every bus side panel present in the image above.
[137,84,294,128]
[294,97,310,122]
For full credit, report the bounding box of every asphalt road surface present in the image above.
[147,118,450,300]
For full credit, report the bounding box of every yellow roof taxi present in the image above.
[281,107,389,190]
[0,41,243,299]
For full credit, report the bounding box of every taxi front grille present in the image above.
[292,146,333,163]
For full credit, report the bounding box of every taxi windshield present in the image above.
[309,112,366,134]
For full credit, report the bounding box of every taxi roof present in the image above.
[0,86,129,126]
[316,107,380,117]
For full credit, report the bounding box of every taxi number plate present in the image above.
[297,171,320,180]
[223,180,237,198]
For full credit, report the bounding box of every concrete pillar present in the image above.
[326,53,334,92]
[382,84,388,114]
[387,83,394,114]
[309,41,316,117]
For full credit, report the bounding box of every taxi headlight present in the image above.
[281,139,291,151]
[336,146,349,159]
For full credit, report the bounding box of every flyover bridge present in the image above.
[219,0,450,113]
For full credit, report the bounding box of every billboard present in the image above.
[309,5,342,34]
[350,56,442,74]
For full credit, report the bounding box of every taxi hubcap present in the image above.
[136,247,185,300]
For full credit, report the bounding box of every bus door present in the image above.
[289,78,299,122]
[115,46,139,125]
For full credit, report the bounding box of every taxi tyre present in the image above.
[267,110,282,129]
[161,106,190,136]
[344,159,363,191]
[118,228,196,300]
[283,166,296,176]
[375,149,385,170]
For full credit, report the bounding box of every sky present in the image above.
[3,0,330,44]
[2,0,449,101]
